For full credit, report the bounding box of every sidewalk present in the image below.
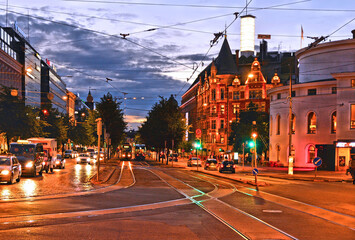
[146,156,353,184]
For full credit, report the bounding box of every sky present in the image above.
[1,0,354,129]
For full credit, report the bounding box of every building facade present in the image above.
[41,59,67,113]
[181,37,277,156]
[268,35,355,170]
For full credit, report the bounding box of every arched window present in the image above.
[276,114,281,135]
[276,144,281,162]
[270,115,273,136]
[307,112,317,134]
[307,145,316,163]
[331,111,337,133]
[291,114,296,134]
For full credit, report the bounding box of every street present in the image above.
[0,158,354,239]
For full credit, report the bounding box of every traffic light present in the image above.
[42,109,48,115]
[248,141,255,148]
[194,140,202,150]
[251,132,257,139]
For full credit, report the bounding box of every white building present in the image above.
[268,33,355,171]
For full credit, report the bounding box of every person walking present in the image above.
[347,158,355,184]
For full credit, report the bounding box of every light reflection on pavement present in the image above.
[0,159,98,200]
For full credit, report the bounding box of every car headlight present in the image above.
[93,155,97,158]
[26,162,34,168]
[1,170,10,175]
[76,157,80,161]
[56,160,60,164]
[87,158,90,162]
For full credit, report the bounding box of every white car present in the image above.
[187,157,201,167]
[0,155,21,184]
[76,153,92,164]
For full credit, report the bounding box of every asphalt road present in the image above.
[0,159,353,239]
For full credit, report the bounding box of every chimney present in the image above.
[352,30,355,39]
[235,50,239,68]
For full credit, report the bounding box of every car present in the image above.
[64,150,74,158]
[89,152,98,161]
[187,157,201,167]
[135,153,145,161]
[0,155,21,184]
[73,151,79,158]
[218,160,236,173]
[168,153,178,162]
[54,154,65,169]
[76,153,93,164]
[204,159,218,170]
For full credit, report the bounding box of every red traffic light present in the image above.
[42,109,49,115]
[251,132,257,138]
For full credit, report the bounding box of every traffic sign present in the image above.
[252,168,259,175]
[313,157,322,167]
[196,128,201,137]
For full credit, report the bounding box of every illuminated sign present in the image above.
[336,142,355,147]
[240,15,255,52]
[258,34,271,39]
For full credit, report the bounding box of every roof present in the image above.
[185,37,237,92]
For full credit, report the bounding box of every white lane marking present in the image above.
[262,210,283,213]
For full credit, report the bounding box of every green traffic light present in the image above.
[248,141,255,148]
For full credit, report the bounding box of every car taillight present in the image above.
[233,165,236,168]
[206,163,209,166]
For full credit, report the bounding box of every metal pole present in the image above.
[254,139,257,168]
[242,143,245,170]
[96,118,102,182]
[288,64,294,175]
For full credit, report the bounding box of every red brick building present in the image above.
[181,37,279,156]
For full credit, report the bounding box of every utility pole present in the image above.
[288,65,294,175]
[242,142,245,170]
[96,118,102,181]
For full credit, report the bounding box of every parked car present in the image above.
[218,160,236,173]
[187,157,201,167]
[0,155,21,184]
[135,153,145,161]
[76,153,92,164]
[204,158,218,170]
[168,153,178,162]
[54,154,66,169]
[64,150,74,158]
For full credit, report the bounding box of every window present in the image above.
[220,120,224,129]
[270,116,272,136]
[331,111,336,133]
[212,120,216,129]
[291,114,296,134]
[308,89,317,95]
[352,79,355,88]
[276,115,281,135]
[233,105,237,114]
[332,87,337,94]
[308,145,316,163]
[220,88,225,100]
[212,135,216,143]
[212,106,217,114]
[240,91,245,99]
[307,112,317,134]
[291,91,296,97]
[233,91,239,100]
[250,90,262,99]
[276,145,280,162]
[220,136,224,143]
[351,104,355,129]
[277,93,281,99]
[211,89,216,101]
[221,105,225,114]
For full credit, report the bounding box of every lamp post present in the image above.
[251,132,257,168]
[288,64,294,175]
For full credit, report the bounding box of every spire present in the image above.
[87,90,93,103]
[214,37,238,75]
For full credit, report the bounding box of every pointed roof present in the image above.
[185,37,238,91]
[214,37,238,75]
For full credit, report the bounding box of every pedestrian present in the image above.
[346,158,355,184]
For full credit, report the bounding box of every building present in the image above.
[4,26,42,107]
[41,59,67,113]
[181,37,278,156]
[85,90,94,110]
[268,32,355,170]
[66,90,76,122]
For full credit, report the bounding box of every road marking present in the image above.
[263,210,283,213]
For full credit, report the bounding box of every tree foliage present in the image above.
[139,95,185,150]
[229,102,269,154]
[96,93,126,150]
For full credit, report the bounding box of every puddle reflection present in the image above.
[22,179,36,197]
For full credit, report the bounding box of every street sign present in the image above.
[258,34,271,39]
[252,168,259,175]
[196,128,201,137]
[313,157,322,167]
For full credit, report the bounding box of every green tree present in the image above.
[0,86,47,147]
[96,93,126,150]
[229,102,269,155]
[139,95,185,152]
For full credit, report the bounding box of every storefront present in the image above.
[335,141,355,171]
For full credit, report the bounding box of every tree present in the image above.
[139,95,185,152]
[41,107,68,148]
[0,86,48,147]
[229,102,269,155]
[96,93,126,150]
